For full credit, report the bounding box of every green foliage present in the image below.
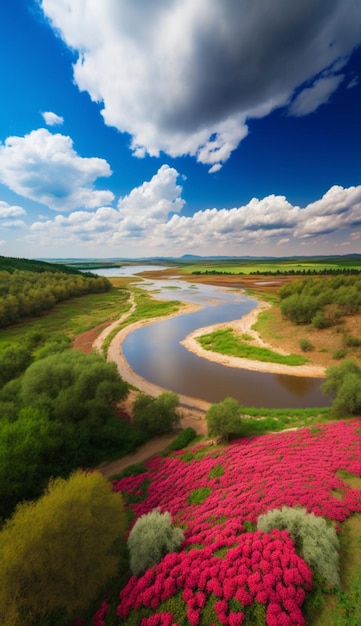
[132,391,181,436]
[168,427,197,450]
[257,506,340,586]
[0,344,32,387]
[279,275,361,328]
[299,337,314,352]
[343,333,361,348]
[0,408,61,520]
[0,265,110,328]
[20,349,128,423]
[188,487,211,504]
[198,328,307,365]
[208,463,225,478]
[127,510,184,576]
[322,359,361,415]
[0,471,127,626]
[205,397,243,441]
[333,348,347,360]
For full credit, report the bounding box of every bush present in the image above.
[333,348,347,360]
[127,510,184,576]
[0,471,127,625]
[299,338,314,352]
[257,506,340,586]
[322,359,361,415]
[205,397,243,441]
[132,392,181,436]
[168,427,197,450]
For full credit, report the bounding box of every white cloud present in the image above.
[41,0,361,170]
[0,201,26,218]
[42,111,64,126]
[26,163,361,255]
[0,128,114,211]
[29,164,184,248]
[289,74,344,116]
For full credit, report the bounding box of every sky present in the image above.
[0,0,361,260]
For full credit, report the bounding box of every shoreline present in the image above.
[180,300,326,378]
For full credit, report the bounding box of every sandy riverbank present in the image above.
[180,300,326,378]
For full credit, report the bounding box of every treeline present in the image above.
[0,254,86,275]
[279,275,361,327]
[0,332,145,522]
[0,269,110,327]
[251,268,361,276]
[191,268,361,277]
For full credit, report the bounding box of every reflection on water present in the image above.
[276,374,318,397]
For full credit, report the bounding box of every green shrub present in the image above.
[257,506,340,586]
[333,348,347,360]
[127,510,184,577]
[132,392,181,436]
[205,397,243,441]
[322,359,361,415]
[343,333,361,348]
[312,311,328,329]
[168,427,197,450]
[299,338,314,352]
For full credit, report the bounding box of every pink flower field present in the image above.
[111,419,361,625]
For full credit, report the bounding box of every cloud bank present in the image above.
[27,166,361,255]
[40,0,361,170]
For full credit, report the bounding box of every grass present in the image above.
[0,286,133,348]
[197,327,308,365]
[180,259,361,275]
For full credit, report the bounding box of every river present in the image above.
[95,266,328,408]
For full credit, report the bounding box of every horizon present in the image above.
[0,1,360,259]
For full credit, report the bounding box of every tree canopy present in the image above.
[322,359,361,415]
[205,396,243,441]
[0,471,127,626]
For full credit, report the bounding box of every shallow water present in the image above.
[99,268,328,409]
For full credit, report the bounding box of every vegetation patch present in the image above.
[197,328,308,365]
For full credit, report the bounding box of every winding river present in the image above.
[97,267,328,408]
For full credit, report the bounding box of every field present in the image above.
[89,419,361,625]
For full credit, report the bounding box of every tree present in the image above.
[20,349,129,424]
[205,396,243,441]
[322,359,361,415]
[0,408,59,520]
[132,391,181,436]
[0,471,127,626]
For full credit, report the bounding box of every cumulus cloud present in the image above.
[0,128,114,211]
[0,200,26,218]
[29,164,184,248]
[26,163,361,255]
[40,0,361,170]
[42,111,64,126]
[0,201,26,230]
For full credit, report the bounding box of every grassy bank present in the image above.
[197,327,308,365]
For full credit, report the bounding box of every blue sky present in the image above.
[0,0,361,259]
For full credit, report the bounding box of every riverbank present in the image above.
[180,300,326,378]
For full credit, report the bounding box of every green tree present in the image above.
[20,349,129,423]
[132,391,181,436]
[205,396,243,441]
[0,408,59,520]
[322,359,361,415]
[0,471,127,626]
